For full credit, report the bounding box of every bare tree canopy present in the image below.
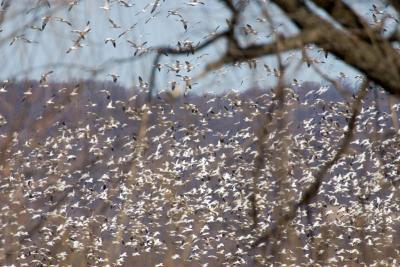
[204,0,400,95]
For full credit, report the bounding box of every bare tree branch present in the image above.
[202,0,400,95]
[271,0,400,95]
[252,79,369,248]
[388,0,400,13]
[204,29,322,73]
[311,0,366,29]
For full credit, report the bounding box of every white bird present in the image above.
[108,18,121,28]
[127,40,148,56]
[171,254,180,260]
[107,101,115,109]
[41,15,51,30]
[68,0,79,12]
[38,0,50,8]
[170,80,177,91]
[66,42,86,54]
[39,70,54,84]
[23,88,33,95]
[9,35,38,46]
[70,84,79,96]
[99,0,110,10]
[180,19,188,31]
[185,61,193,72]
[105,38,116,47]
[118,23,137,38]
[72,21,91,42]
[138,76,148,88]
[118,0,133,7]
[54,17,72,27]
[151,0,161,13]
[186,0,205,6]
[108,73,120,83]
[0,80,8,93]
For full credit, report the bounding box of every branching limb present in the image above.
[271,0,400,95]
[252,79,369,248]
[302,48,352,99]
[203,29,322,73]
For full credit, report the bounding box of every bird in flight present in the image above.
[108,73,120,83]
[105,38,116,48]
[151,0,161,13]
[100,0,110,11]
[41,16,51,30]
[118,0,133,7]
[9,34,38,46]
[39,70,54,85]
[68,0,79,12]
[108,18,121,29]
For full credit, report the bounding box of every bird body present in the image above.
[105,38,116,47]
[39,70,54,84]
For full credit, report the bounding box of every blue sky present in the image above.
[0,0,391,94]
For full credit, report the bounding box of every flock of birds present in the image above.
[0,0,399,266]
[0,79,399,266]
[2,0,276,93]
[8,0,199,54]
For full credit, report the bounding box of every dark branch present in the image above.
[204,29,321,72]
[252,79,369,248]
[388,0,400,13]
[311,0,366,29]
[219,0,238,14]
[155,30,229,56]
